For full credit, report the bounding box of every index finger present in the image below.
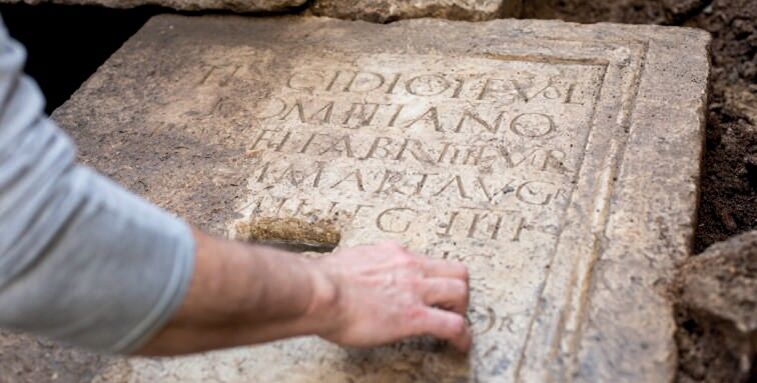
[420,258,469,283]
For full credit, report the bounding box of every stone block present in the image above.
[0,0,305,12]
[309,0,523,23]
[51,15,710,382]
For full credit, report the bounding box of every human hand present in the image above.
[307,241,472,352]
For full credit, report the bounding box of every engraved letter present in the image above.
[477,78,517,103]
[434,175,470,199]
[319,135,355,158]
[363,136,395,160]
[455,110,505,134]
[287,71,324,92]
[405,74,450,96]
[510,113,555,137]
[402,107,443,132]
[254,97,287,119]
[516,180,555,205]
[437,211,459,237]
[376,207,417,233]
[281,100,335,124]
[251,129,290,152]
[277,162,325,188]
[342,102,384,128]
[343,71,386,93]
[330,169,365,192]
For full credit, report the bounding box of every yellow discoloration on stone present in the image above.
[236,217,341,246]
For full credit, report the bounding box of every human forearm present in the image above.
[137,229,334,355]
[0,17,470,356]
[0,21,197,354]
[138,231,472,356]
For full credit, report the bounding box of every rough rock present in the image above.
[674,230,757,382]
[49,15,710,382]
[309,0,523,23]
[0,0,306,12]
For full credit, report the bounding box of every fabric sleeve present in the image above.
[0,18,195,354]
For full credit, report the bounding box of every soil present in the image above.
[524,1,757,382]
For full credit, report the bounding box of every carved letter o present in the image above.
[510,113,555,137]
[405,74,450,97]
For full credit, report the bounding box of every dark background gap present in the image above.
[0,3,163,114]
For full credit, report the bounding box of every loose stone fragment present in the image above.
[309,0,523,23]
[0,0,306,12]
[675,230,757,383]
[50,15,710,382]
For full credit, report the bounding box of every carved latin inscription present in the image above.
[237,54,601,240]
[222,53,606,380]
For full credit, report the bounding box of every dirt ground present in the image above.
[525,1,757,381]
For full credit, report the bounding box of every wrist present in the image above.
[303,258,342,337]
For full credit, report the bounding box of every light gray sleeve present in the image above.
[0,19,195,354]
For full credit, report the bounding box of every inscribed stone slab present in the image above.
[309,0,523,23]
[0,0,305,12]
[51,15,710,382]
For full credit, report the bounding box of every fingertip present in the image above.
[455,324,473,353]
[459,264,470,285]
[445,314,472,353]
[452,261,470,284]
[450,279,470,315]
[437,310,472,353]
[422,259,470,282]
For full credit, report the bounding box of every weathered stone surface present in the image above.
[309,0,523,23]
[0,330,112,383]
[51,15,709,382]
[674,230,757,382]
[0,0,305,12]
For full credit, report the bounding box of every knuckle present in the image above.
[408,275,425,292]
[460,266,470,281]
[398,253,419,268]
[452,262,470,281]
[450,279,468,296]
[404,305,426,322]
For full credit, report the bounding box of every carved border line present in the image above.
[561,40,650,382]
[513,38,650,383]
[227,42,644,381]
